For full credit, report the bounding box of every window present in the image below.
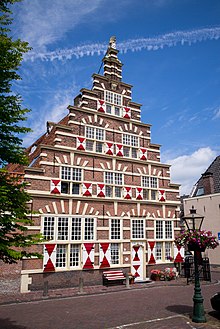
[106,104,112,114]
[165,242,171,260]
[155,220,173,240]
[111,219,121,239]
[86,126,95,139]
[56,245,66,267]
[114,106,120,116]
[115,187,122,198]
[106,186,113,197]
[150,177,158,188]
[96,128,104,140]
[105,172,113,184]
[142,176,150,188]
[111,243,120,264]
[96,142,103,153]
[71,218,81,240]
[105,91,122,106]
[85,126,104,152]
[132,219,144,239]
[155,242,162,261]
[57,217,68,240]
[142,176,158,200]
[84,218,94,240]
[86,140,94,151]
[123,134,138,147]
[43,217,54,240]
[131,148,137,159]
[105,172,123,185]
[115,173,123,185]
[61,167,82,196]
[123,147,130,157]
[70,244,80,267]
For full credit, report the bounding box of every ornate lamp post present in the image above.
[183,206,206,323]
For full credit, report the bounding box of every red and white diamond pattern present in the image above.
[131,244,144,280]
[105,142,114,155]
[136,187,143,200]
[159,190,166,202]
[97,184,105,197]
[123,107,131,119]
[148,241,156,264]
[97,99,106,113]
[99,243,111,268]
[83,243,94,269]
[83,183,92,197]
[76,137,86,151]
[174,244,184,263]
[124,186,132,199]
[43,244,56,272]
[50,179,61,194]
[116,144,123,157]
[139,148,147,160]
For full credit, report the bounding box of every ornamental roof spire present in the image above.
[103,36,122,81]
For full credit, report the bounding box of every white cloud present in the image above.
[22,84,79,147]
[164,147,217,196]
[15,0,102,51]
[24,26,220,61]
[213,108,220,119]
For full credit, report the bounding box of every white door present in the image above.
[131,243,144,281]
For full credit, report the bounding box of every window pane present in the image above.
[111,243,120,264]
[132,219,144,239]
[56,245,66,267]
[131,135,138,147]
[72,183,80,194]
[61,182,70,194]
[86,140,94,151]
[84,218,94,240]
[156,220,163,239]
[111,219,121,239]
[57,217,69,240]
[151,190,157,200]
[142,176,150,188]
[70,244,80,267]
[86,127,94,139]
[114,93,122,106]
[123,134,130,145]
[165,242,171,260]
[115,187,122,198]
[115,173,123,185]
[43,217,54,240]
[105,91,113,103]
[71,218,82,240]
[105,172,113,184]
[131,148,137,158]
[150,177,158,188]
[106,186,113,197]
[123,147,130,157]
[96,128,104,140]
[155,242,162,260]
[61,167,71,180]
[72,168,82,181]
[165,221,173,239]
[143,189,149,200]
[114,106,120,116]
[96,142,103,153]
[106,104,112,114]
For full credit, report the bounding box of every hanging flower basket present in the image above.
[174,229,219,251]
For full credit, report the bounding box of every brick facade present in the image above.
[6,38,182,292]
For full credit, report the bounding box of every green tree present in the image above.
[0,0,42,263]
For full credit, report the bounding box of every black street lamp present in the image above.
[183,206,206,323]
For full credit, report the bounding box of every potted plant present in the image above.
[150,269,161,281]
[163,267,177,281]
[174,229,219,251]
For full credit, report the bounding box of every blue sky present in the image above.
[11,0,220,195]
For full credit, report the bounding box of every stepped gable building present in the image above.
[8,37,182,292]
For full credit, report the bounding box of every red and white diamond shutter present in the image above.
[82,243,94,269]
[76,137,86,151]
[159,190,166,202]
[83,183,92,196]
[174,244,184,263]
[105,142,114,155]
[99,243,111,268]
[97,184,105,197]
[139,148,147,160]
[147,241,156,264]
[136,187,143,200]
[123,186,132,199]
[116,144,123,157]
[43,244,56,272]
[97,99,106,113]
[131,243,144,280]
[51,179,61,194]
[123,107,131,119]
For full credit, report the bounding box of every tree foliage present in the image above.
[0,0,43,263]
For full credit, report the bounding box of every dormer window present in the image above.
[105,91,122,106]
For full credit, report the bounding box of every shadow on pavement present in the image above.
[208,310,220,321]
[166,304,192,316]
[0,318,27,329]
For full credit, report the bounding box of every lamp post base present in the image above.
[192,296,207,323]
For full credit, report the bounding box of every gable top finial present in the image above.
[109,36,116,49]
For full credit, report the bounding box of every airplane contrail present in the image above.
[26,26,220,61]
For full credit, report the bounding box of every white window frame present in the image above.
[110,219,121,240]
[155,220,173,240]
[110,243,120,264]
[132,219,145,239]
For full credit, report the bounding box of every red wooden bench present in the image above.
[103,270,126,286]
